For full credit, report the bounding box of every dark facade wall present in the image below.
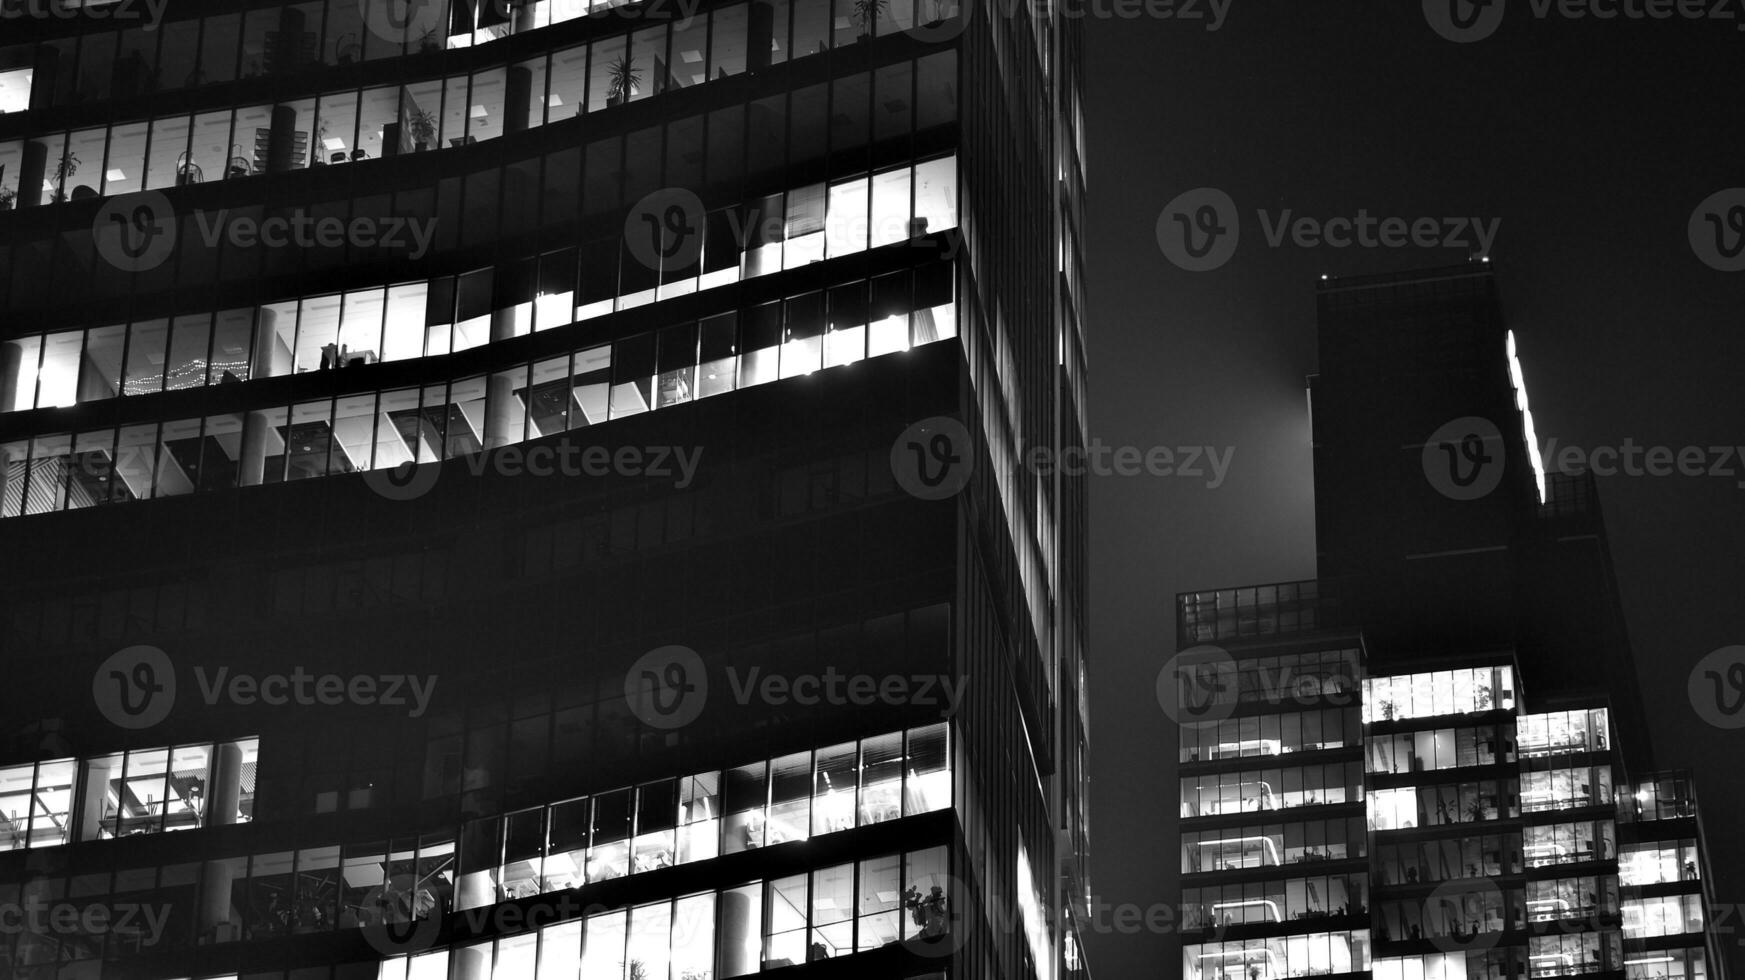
[1312,267,1651,772]
[1,344,962,782]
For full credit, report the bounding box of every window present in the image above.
[0,758,75,850]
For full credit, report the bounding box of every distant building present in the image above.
[1168,263,1725,980]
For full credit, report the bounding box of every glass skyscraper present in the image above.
[0,1,1090,978]
[1168,264,1725,980]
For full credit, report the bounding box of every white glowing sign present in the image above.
[1507,330,1547,504]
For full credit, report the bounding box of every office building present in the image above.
[1173,586,1725,980]
[0,1,1091,978]
[1168,263,1725,980]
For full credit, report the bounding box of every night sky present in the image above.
[1080,3,1745,977]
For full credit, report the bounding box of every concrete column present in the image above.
[250,307,290,379]
[30,47,60,112]
[199,859,238,942]
[721,889,758,976]
[207,741,244,827]
[0,342,23,413]
[457,870,496,912]
[266,105,299,173]
[274,7,309,73]
[452,943,492,980]
[513,1,539,33]
[484,373,520,449]
[17,141,47,208]
[239,411,272,487]
[505,65,534,134]
[749,2,774,73]
[489,307,519,343]
[76,760,113,841]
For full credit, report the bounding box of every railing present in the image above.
[1177,579,1355,647]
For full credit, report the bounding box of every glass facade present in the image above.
[0,0,1091,978]
[1174,633,1370,980]
[0,738,259,850]
[1172,581,1731,980]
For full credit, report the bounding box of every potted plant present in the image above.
[51,149,79,202]
[0,187,14,210]
[852,0,889,37]
[1465,798,1488,823]
[606,55,640,106]
[418,27,443,54]
[1474,682,1493,710]
[408,108,438,151]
